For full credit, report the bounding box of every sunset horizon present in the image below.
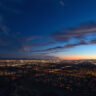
[0,0,96,60]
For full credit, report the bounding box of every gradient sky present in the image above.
[0,0,96,59]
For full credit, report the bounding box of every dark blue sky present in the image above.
[0,0,96,59]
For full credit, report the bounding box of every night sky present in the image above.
[0,0,96,60]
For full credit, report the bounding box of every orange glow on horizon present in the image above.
[60,56,96,60]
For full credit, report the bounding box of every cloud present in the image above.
[31,41,56,47]
[19,40,56,53]
[27,21,96,54]
[53,21,96,42]
[0,24,22,52]
[19,45,32,52]
[0,24,10,35]
[0,52,59,60]
[89,39,96,44]
[18,36,57,53]
[0,16,10,35]
[45,39,96,53]
[28,54,59,60]
[59,0,65,6]
[24,36,42,42]
[46,42,85,52]
[32,39,95,54]
[3,21,96,57]
[0,16,24,53]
